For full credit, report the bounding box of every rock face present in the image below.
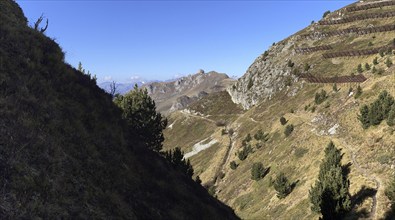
[144,71,234,114]
[227,37,299,109]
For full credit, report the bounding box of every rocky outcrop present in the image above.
[227,37,299,109]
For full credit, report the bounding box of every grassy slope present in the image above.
[0,1,239,219]
[164,1,395,218]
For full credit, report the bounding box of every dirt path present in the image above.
[180,110,216,123]
[340,139,381,219]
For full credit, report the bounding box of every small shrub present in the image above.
[373,57,378,65]
[294,147,308,158]
[322,10,331,18]
[216,120,226,127]
[238,145,252,161]
[221,129,227,135]
[354,85,362,99]
[368,42,373,46]
[230,161,238,170]
[287,60,295,68]
[228,128,234,136]
[380,50,385,57]
[372,66,377,74]
[280,116,287,125]
[386,58,393,68]
[332,83,338,92]
[304,63,310,71]
[195,175,202,184]
[311,106,316,113]
[315,89,327,105]
[244,133,252,143]
[254,129,269,142]
[284,124,294,137]
[365,63,370,70]
[357,64,363,73]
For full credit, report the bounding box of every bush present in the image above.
[357,64,363,73]
[244,133,252,143]
[365,63,370,70]
[221,129,227,135]
[216,120,226,127]
[230,161,238,170]
[380,50,385,57]
[294,147,308,158]
[373,57,378,65]
[311,106,316,113]
[358,90,395,128]
[238,145,252,161]
[322,10,330,18]
[287,60,294,68]
[251,162,267,181]
[304,63,310,71]
[254,129,269,142]
[354,85,362,99]
[372,66,377,74]
[284,124,294,137]
[315,89,327,105]
[280,116,287,125]
[195,175,202,184]
[386,58,393,68]
[332,84,338,92]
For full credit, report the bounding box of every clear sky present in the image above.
[17,0,353,83]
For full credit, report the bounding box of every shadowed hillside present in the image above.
[0,1,238,219]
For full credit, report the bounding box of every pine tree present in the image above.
[369,100,384,126]
[164,147,194,177]
[358,104,370,129]
[114,85,167,152]
[309,141,351,218]
[273,172,292,199]
[379,90,394,118]
[365,63,371,70]
[387,105,395,126]
[354,85,362,99]
[251,162,266,181]
[357,64,363,73]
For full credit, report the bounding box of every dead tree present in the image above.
[34,14,48,33]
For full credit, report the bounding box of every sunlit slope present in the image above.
[164,0,395,218]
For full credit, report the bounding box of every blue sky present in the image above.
[17,0,353,83]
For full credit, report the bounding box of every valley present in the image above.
[163,0,395,218]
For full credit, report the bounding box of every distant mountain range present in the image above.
[98,79,156,95]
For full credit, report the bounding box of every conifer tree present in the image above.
[387,105,395,126]
[273,172,292,199]
[114,85,167,152]
[358,105,370,129]
[309,141,351,218]
[251,162,266,181]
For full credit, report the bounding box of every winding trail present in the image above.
[340,139,381,219]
